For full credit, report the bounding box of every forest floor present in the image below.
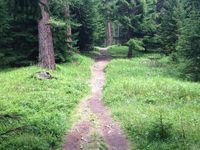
[63,48,130,150]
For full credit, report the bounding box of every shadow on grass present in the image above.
[0,67,18,73]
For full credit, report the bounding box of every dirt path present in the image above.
[63,48,130,150]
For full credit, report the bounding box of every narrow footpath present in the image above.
[63,48,130,150]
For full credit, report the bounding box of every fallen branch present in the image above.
[0,125,29,137]
[0,114,22,120]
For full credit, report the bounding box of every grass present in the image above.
[104,46,200,150]
[82,132,108,150]
[0,54,93,150]
[108,45,146,58]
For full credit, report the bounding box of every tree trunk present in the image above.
[105,0,112,46]
[106,16,112,46]
[64,4,73,50]
[117,24,120,44]
[127,28,133,58]
[38,0,56,70]
[128,45,133,58]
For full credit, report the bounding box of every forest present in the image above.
[0,0,200,150]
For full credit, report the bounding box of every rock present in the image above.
[34,71,53,80]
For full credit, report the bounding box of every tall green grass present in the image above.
[104,46,200,150]
[0,54,93,150]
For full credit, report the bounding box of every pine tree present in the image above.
[0,0,39,66]
[0,0,56,69]
[177,0,200,81]
[94,1,107,46]
[115,0,144,58]
[142,0,160,51]
[159,0,179,54]
[72,0,98,51]
[48,0,75,63]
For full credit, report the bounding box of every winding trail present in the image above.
[63,48,130,150]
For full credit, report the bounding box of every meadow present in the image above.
[104,46,200,150]
[0,54,93,150]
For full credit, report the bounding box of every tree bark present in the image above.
[106,16,112,46]
[127,27,133,58]
[105,0,112,46]
[127,45,133,58]
[64,4,73,50]
[117,24,120,44]
[38,0,56,70]
[127,0,133,59]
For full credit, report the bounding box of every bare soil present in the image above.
[63,48,130,150]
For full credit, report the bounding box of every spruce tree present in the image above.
[177,0,200,81]
[159,0,179,54]
[142,0,160,51]
[115,0,144,58]
[72,0,98,51]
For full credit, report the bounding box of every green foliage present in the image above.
[0,54,93,150]
[159,0,180,54]
[142,0,161,51]
[177,0,200,81]
[0,1,38,66]
[94,12,106,46]
[114,0,144,39]
[49,1,75,63]
[0,0,39,66]
[127,39,145,52]
[8,0,41,20]
[0,0,104,66]
[104,46,200,149]
[72,0,99,51]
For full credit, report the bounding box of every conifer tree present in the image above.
[177,0,200,80]
[115,0,144,58]
[142,0,159,51]
[159,0,179,54]
[72,0,98,51]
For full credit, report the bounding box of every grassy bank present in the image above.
[0,54,93,150]
[104,46,200,150]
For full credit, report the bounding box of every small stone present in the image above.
[34,71,53,80]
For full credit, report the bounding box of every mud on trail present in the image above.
[63,48,130,150]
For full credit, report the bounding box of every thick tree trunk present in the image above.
[64,4,73,50]
[38,0,56,70]
[105,0,112,46]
